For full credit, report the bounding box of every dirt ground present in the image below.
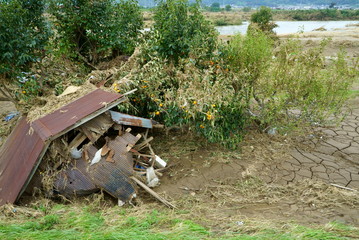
[1,26,359,230]
[150,27,359,228]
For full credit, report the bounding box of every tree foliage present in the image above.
[150,0,217,63]
[0,0,49,78]
[49,0,143,64]
[249,6,278,36]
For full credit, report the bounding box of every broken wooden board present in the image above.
[79,112,113,143]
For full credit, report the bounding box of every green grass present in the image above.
[0,204,358,240]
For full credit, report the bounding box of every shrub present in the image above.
[0,0,49,79]
[116,57,247,148]
[224,33,357,130]
[253,39,357,129]
[150,0,217,63]
[112,0,144,56]
[242,7,251,12]
[225,4,231,12]
[223,31,274,104]
[49,0,143,64]
[249,6,278,35]
[209,2,221,12]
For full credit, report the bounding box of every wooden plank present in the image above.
[79,113,113,143]
[68,133,87,149]
[131,176,176,209]
[134,137,154,151]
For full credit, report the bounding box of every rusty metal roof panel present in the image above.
[0,89,127,206]
[0,117,47,205]
[110,111,153,128]
[32,89,123,141]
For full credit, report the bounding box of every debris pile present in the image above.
[0,89,175,208]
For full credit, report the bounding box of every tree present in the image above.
[0,0,49,101]
[225,4,231,11]
[329,2,336,8]
[49,0,143,64]
[151,0,217,63]
[210,2,220,12]
[249,6,278,36]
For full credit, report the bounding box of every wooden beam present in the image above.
[131,176,176,209]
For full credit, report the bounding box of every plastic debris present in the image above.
[235,221,244,226]
[152,155,167,168]
[90,148,102,165]
[70,148,83,159]
[267,127,277,135]
[146,167,159,188]
[4,112,19,122]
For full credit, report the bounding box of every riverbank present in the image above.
[219,25,359,58]
[279,26,359,57]
[143,9,359,28]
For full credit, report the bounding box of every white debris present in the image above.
[146,167,159,188]
[90,148,102,165]
[152,155,167,168]
[70,147,83,159]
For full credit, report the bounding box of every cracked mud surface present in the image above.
[154,97,359,226]
[261,101,359,189]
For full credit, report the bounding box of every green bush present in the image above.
[0,0,49,78]
[209,2,220,12]
[224,32,357,130]
[116,57,247,148]
[225,4,231,12]
[254,39,357,128]
[223,31,273,103]
[249,6,278,35]
[150,0,217,63]
[49,0,143,64]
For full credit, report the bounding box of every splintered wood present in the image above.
[79,113,113,143]
[40,109,173,209]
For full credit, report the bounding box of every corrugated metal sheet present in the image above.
[87,132,140,201]
[32,89,123,141]
[0,117,48,205]
[0,89,125,206]
[110,111,153,128]
[54,159,98,197]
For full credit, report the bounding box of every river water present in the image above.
[216,20,359,35]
